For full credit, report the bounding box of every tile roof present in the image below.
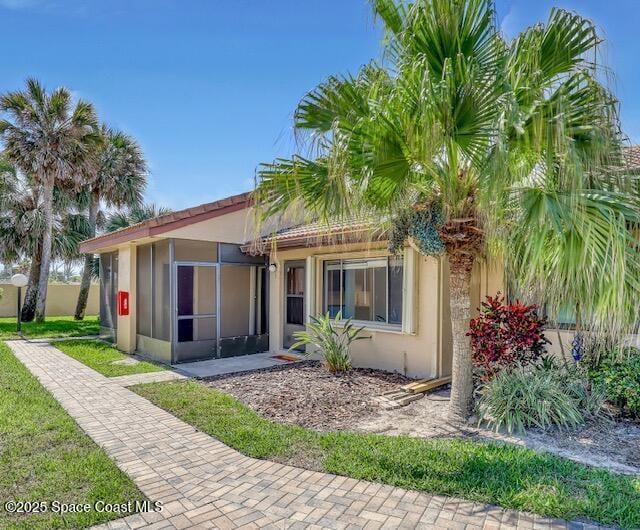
[79,191,252,253]
[242,218,387,255]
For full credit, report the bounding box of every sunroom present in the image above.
[81,192,270,364]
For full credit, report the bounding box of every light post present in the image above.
[11,274,28,334]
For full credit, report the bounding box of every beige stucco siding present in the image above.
[268,242,504,379]
[0,283,99,318]
[116,244,137,353]
[161,206,286,245]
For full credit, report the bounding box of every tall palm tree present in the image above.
[0,170,92,320]
[0,79,100,322]
[255,0,640,420]
[105,203,172,233]
[74,126,147,320]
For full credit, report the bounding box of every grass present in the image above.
[55,339,166,378]
[0,315,100,340]
[0,342,147,529]
[133,380,640,529]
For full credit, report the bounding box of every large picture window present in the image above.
[324,256,403,326]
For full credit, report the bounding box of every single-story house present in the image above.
[78,146,640,377]
[79,192,503,378]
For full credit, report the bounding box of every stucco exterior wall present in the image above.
[116,244,137,353]
[545,329,640,363]
[161,206,288,245]
[0,283,99,318]
[268,242,504,379]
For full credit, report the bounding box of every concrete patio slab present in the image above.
[173,351,297,378]
[109,370,188,387]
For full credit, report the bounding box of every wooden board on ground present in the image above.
[402,376,451,394]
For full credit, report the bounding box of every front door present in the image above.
[283,261,305,350]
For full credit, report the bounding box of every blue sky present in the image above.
[1,0,639,209]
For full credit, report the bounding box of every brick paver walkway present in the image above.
[7,340,607,530]
[110,370,187,387]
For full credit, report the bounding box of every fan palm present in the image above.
[0,79,100,322]
[0,170,93,320]
[255,0,640,419]
[105,203,172,233]
[74,126,147,320]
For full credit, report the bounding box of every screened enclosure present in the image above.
[99,252,118,338]
[131,238,268,364]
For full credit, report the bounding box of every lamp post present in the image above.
[11,273,28,334]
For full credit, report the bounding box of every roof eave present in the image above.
[79,194,252,254]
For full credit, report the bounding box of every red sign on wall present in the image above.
[117,291,129,316]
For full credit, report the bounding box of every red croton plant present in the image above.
[468,294,550,381]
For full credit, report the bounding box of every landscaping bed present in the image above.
[55,339,165,377]
[357,387,640,476]
[133,378,640,529]
[0,342,146,529]
[204,359,640,475]
[203,360,412,430]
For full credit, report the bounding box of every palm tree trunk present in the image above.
[74,194,99,320]
[34,176,54,323]
[447,256,475,421]
[20,244,42,322]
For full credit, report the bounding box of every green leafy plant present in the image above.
[290,312,367,373]
[478,365,604,433]
[254,0,640,422]
[590,349,640,418]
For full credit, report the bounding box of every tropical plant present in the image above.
[478,365,603,433]
[253,0,640,419]
[469,294,550,381]
[0,170,92,320]
[290,312,366,373]
[105,203,171,233]
[589,348,640,418]
[74,126,147,320]
[0,79,100,322]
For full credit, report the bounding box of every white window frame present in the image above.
[321,255,404,331]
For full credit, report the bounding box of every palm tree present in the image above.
[254,0,640,420]
[0,79,100,322]
[0,170,92,320]
[74,126,147,320]
[105,203,172,232]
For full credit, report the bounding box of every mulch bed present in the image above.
[202,360,412,430]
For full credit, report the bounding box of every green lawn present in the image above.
[56,340,166,378]
[134,380,640,529]
[0,315,100,340]
[0,342,147,530]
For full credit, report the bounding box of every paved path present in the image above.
[173,351,298,378]
[110,370,187,387]
[7,340,606,530]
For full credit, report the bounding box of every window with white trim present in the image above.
[323,256,403,326]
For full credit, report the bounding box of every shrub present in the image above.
[478,364,604,433]
[556,367,606,419]
[590,349,640,418]
[468,294,550,381]
[291,312,366,373]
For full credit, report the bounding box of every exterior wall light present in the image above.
[268,264,277,273]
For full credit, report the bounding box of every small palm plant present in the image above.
[290,312,367,373]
